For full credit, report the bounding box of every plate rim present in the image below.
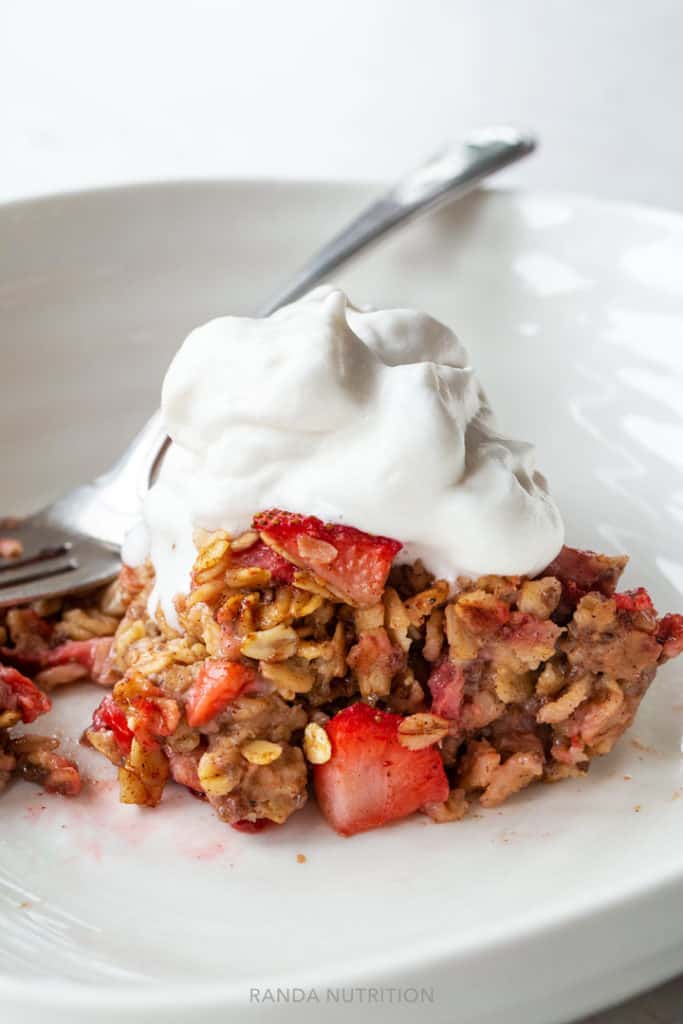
[3,173,683,231]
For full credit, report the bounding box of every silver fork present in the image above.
[0,126,535,608]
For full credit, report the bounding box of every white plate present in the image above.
[1,182,683,1024]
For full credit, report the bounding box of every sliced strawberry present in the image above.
[0,665,51,724]
[185,659,256,727]
[229,539,294,584]
[253,510,402,607]
[45,638,116,685]
[314,702,449,836]
[427,657,465,721]
[614,588,655,614]
[231,818,272,833]
[657,614,683,661]
[91,695,133,755]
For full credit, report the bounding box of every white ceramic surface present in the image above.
[1,182,683,1024]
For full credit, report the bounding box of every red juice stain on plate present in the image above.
[176,840,225,861]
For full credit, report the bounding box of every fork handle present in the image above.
[259,126,535,315]
[58,126,535,547]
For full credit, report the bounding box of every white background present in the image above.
[3,1,683,1021]
[2,0,683,209]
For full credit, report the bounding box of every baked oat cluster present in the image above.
[0,579,126,797]
[1,511,682,836]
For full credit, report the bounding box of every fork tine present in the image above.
[0,523,121,609]
[0,552,78,587]
[0,543,72,573]
[0,559,120,608]
[0,569,90,608]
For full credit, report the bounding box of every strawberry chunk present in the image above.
[657,614,683,661]
[13,608,53,642]
[229,539,294,584]
[129,695,180,750]
[0,609,53,667]
[314,702,449,836]
[427,657,465,721]
[91,695,133,755]
[45,638,115,685]
[231,818,272,833]
[38,753,82,797]
[166,748,203,792]
[542,545,627,617]
[499,612,563,662]
[0,665,51,724]
[614,588,655,614]
[119,563,148,600]
[185,659,256,727]
[0,646,44,669]
[253,510,401,607]
[456,595,510,635]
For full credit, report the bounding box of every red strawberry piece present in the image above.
[347,629,405,685]
[41,754,82,797]
[500,612,563,656]
[91,695,134,755]
[119,563,147,599]
[0,609,53,667]
[427,657,465,721]
[313,702,449,836]
[456,595,510,635]
[0,665,51,724]
[16,609,53,641]
[544,546,627,595]
[231,818,272,833]
[543,545,628,616]
[0,646,44,669]
[613,588,656,614]
[657,614,683,661]
[166,748,203,792]
[12,741,82,796]
[45,637,115,685]
[185,659,256,727]
[229,539,295,584]
[253,510,402,607]
[129,695,180,750]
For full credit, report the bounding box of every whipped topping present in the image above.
[126,287,564,624]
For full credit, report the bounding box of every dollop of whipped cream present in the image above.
[127,287,564,624]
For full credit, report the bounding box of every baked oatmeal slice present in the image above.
[0,664,80,796]
[80,518,683,836]
[0,567,142,800]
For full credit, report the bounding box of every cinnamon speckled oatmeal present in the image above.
[2,509,681,837]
